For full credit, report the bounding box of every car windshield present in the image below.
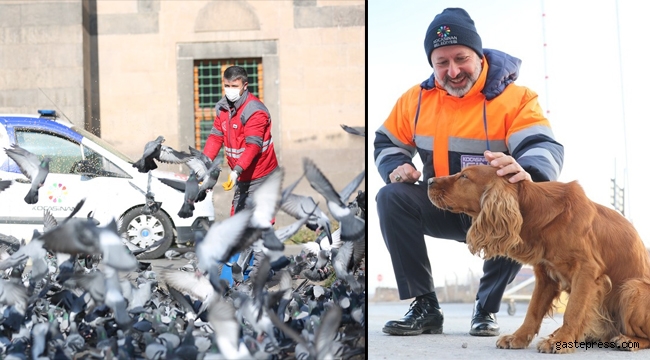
[71,125,135,163]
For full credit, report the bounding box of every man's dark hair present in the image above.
[223,66,248,83]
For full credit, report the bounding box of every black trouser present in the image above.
[376,181,521,313]
[232,175,267,215]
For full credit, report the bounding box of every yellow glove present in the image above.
[222,170,239,191]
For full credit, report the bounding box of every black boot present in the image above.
[382,297,443,336]
[469,300,499,336]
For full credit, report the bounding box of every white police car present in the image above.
[0,110,214,259]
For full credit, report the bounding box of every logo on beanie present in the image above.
[432,25,458,48]
[436,25,451,38]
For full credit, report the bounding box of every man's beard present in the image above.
[437,58,482,97]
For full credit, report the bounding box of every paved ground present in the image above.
[369,301,646,359]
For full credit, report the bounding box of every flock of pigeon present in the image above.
[0,124,366,359]
[131,136,223,219]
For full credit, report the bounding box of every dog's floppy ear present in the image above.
[467,179,523,259]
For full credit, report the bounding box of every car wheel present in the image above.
[119,207,174,260]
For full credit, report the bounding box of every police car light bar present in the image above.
[38,110,57,118]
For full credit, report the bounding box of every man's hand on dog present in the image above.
[484,150,532,183]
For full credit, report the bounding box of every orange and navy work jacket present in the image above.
[203,90,278,182]
[374,49,564,184]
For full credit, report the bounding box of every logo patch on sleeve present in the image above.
[460,155,489,169]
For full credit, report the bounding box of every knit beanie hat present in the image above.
[424,8,483,67]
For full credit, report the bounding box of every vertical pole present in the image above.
[614,0,631,220]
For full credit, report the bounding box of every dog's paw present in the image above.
[611,335,638,351]
[496,334,530,349]
[536,337,575,354]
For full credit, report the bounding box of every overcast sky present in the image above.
[368,0,650,295]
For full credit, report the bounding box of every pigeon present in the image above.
[288,254,310,278]
[104,266,131,328]
[269,302,344,360]
[5,327,29,359]
[303,158,365,242]
[0,232,20,258]
[160,270,213,303]
[128,171,162,215]
[233,257,280,351]
[280,173,333,246]
[0,279,28,315]
[0,230,48,288]
[184,146,214,181]
[167,286,197,319]
[331,240,363,293]
[132,135,191,173]
[30,321,50,359]
[301,247,333,282]
[340,124,365,137]
[42,208,59,234]
[4,144,51,204]
[39,214,138,272]
[207,298,252,359]
[156,332,181,351]
[314,249,330,271]
[64,321,86,353]
[225,262,244,285]
[242,168,286,252]
[353,188,366,215]
[0,180,12,193]
[312,305,344,359]
[251,213,313,264]
[164,249,181,260]
[196,162,222,202]
[0,153,365,359]
[272,270,294,321]
[62,271,106,305]
[121,235,167,257]
[195,208,254,274]
[198,169,286,271]
[172,318,199,359]
[183,146,223,201]
[178,171,200,218]
[280,191,332,245]
[122,280,153,312]
[158,176,186,192]
[144,332,168,360]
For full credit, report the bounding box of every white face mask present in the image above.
[225,87,242,102]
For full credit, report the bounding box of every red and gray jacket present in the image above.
[203,90,278,182]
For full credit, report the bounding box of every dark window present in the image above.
[15,130,129,178]
[16,130,83,174]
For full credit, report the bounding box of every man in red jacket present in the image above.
[203,65,278,214]
[203,65,279,277]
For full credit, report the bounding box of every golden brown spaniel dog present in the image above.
[427,164,650,353]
